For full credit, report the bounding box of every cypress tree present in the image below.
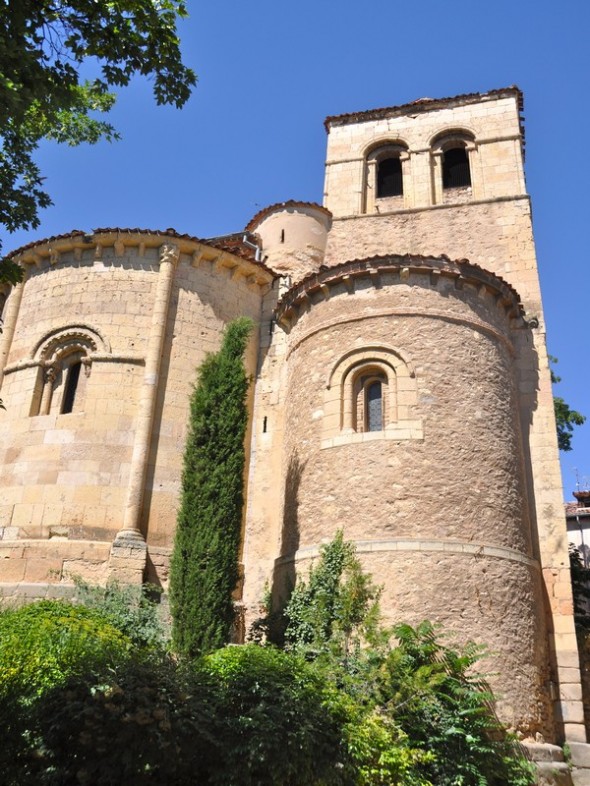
[170,317,253,656]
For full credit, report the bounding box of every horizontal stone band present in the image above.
[276,537,538,568]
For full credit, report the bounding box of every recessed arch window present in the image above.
[322,344,423,447]
[29,325,105,416]
[377,156,403,198]
[431,131,475,204]
[34,349,88,416]
[442,145,471,189]
[364,142,408,212]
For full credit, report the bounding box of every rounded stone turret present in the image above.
[246,201,331,283]
[273,253,551,737]
[0,228,273,589]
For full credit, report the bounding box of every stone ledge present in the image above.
[570,743,590,769]
[0,581,76,601]
[331,193,531,222]
[523,743,565,763]
[276,537,539,568]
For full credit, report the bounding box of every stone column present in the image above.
[0,266,27,390]
[465,141,479,200]
[364,159,377,214]
[39,365,57,415]
[431,150,443,205]
[399,150,411,208]
[109,243,179,582]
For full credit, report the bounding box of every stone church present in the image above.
[0,86,584,750]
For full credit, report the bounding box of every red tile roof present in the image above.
[6,227,274,275]
[566,501,590,517]
[276,251,525,323]
[324,86,524,130]
[245,201,332,233]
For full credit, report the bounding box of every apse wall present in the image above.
[274,254,552,736]
[0,230,272,590]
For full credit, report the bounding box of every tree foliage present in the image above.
[377,622,533,786]
[170,318,253,657]
[0,573,534,786]
[550,356,586,451]
[0,0,196,281]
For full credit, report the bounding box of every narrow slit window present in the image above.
[61,361,81,414]
[366,380,383,432]
[377,157,403,198]
[443,146,471,189]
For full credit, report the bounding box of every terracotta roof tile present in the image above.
[245,201,332,233]
[6,227,275,276]
[324,86,523,130]
[566,501,590,517]
[276,252,525,321]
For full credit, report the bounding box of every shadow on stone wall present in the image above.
[263,453,305,645]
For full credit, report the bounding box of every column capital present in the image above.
[43,364,58,384]
[159,243,180,267]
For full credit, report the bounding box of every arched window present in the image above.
[353,367,388,433]
[377,157,403,198]
[35,349,87,416]
[366,379,383,431]
[61,359,82,414]
[364,143,408,213]
[29,326,105,416]
[322,344,423,447]
[443,145,471,189]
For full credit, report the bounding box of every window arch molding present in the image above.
[30,324,109,416]
[363,140,410,213]
[430,128,477,203]
[321,345,422,447]
[31,323,110,363]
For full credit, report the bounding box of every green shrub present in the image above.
[11,654,220,786]
[280,533,535,786]
[284,530,382,662]
[377,622,535,786]
[201,644,350,786]
[0,600,134,785]
[2,645,359,786]
[0,600,131,699]
[73,578,166,648]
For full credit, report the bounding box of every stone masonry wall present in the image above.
[0,236,270,592]
[275,269,552,736]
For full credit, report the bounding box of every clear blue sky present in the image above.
[4,0,589,496]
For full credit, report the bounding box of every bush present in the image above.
[376,622,534,786]
[280,534,535,786]
[0,600,131,699]
[201,644,350,786]
[73,578,166,648]
[0,600,134,785]
[4,654,217,786]
[1,645,358,786]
